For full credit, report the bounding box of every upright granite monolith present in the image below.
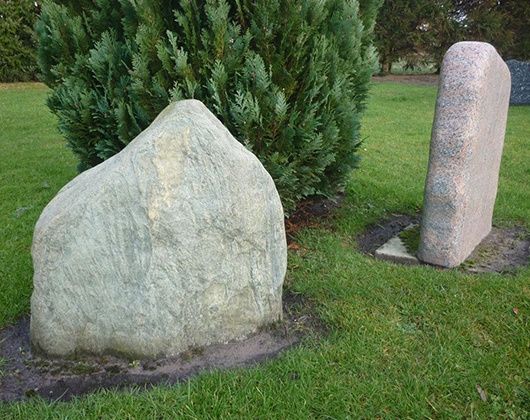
[418,42,511,268]
[31,99,287,358]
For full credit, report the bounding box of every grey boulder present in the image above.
[31,99,287,359]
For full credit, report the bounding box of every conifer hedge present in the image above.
[37,0,382,212]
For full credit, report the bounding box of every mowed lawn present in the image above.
[1,81,529,418]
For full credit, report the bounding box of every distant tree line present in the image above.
[374,0,530,73]
[1,1,528,82]
[0,0,41,82]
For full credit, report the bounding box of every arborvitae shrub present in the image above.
[37,0,382,212]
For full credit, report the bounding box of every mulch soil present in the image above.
[357,215,530,274]
[0,292,321,403]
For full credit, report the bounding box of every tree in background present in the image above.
[37,0,383,213]
[498,0,530,60]
[447,0,510,53]
[431,0,528,66]
[374,0,446,73]
[0,0,40,82]
[375,0,530,73]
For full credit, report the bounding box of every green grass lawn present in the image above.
[0,83,77,327]
[1,82,529,418]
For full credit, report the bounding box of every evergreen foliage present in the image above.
[0,0,40,82]
[374,0,445,73]
[448,0,510,60]
[37,0,382,212]
[375,0,530,73]
[496,0,530,60]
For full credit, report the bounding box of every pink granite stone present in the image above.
[418,42,511,268]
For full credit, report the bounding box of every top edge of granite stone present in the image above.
[438,42,508,91]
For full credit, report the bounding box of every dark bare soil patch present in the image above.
[464,227,530,274]
[0,293,322,403]
[356,214,421,255]
[357,215,530,274]
[285,194,344,251]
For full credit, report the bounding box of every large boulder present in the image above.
[31,100,287,359]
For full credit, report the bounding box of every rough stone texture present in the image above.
[506,60,530,105]
[418,42,511,268]
[31,100,287,359]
